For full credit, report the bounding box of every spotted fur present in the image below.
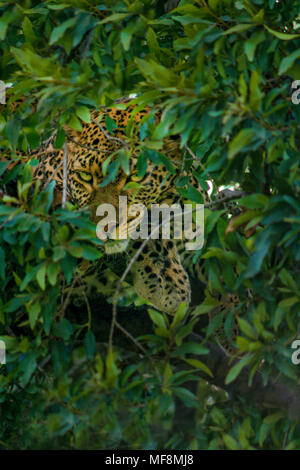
[33,100,197,314]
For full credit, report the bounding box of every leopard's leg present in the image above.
[128,239,191,315]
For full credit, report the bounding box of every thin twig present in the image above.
[67,134,112,154]
[204,190,246,208]
[78,275,92,329]
[42,160,63,190]
[31,148,60,159]
[184,144,219,195]
[115,321,147,355]
[57,275,78,320]
[36,355,52,382]
[109,237,152,350]
[38,131,57,154]
[91,117,129,150]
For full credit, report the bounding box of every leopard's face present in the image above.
[67,161,132,254]
[66,106,139,210]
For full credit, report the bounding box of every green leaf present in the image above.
[67,115,83,132]
[279,50,300,75]
[0,18,8,40]
[183,358,213,377]
[49,17,77,45]
[137,153,148,178]
[54,127,66,148]
[47,262,61,286]
[23,17,37,45]
[11,47,53,75]
[206,312,224,338]
[228,129,255,160]
[163,361,173,384]
[136,58,177,86]
[99,13,130,24]
[274,306,285,331]
[6,115,21,150]
[36,263,46,290]
[81,244,102,261]
[211,407,227,427]
[53,318,73,341]
[244,30,265,62]
[148,309,167,330]
[105,115,118,133]
[187,184,204,203]
[223,434,239,450]
[105,349,119,388]
[223,24,254,35]
[171,302,187,329]
[264,25,300,40]
[84,330,96,359]
[76,106,91,123]
[237,318,257,340]
[249,70,262,112]
[278,296,299,308]
[174,342,209,356]
[0,335,18,350]
[193,297,219,315]
[120,23,137,51]
[146,27,160,58]
[259,422,271,447]
[205,210,225,234]
[26,302,41,329]
[264,412,284,425]
[173,387,198,408]
[225,355,252,385]
[238,194,269,208]
[245,228,275,277]
[278,268,298,291]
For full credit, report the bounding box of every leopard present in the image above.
[32,98,206,315]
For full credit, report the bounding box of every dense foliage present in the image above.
[0,0,300,450]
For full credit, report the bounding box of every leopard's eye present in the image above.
[78,171,93,182]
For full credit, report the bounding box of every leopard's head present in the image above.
[35,102,181,255]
